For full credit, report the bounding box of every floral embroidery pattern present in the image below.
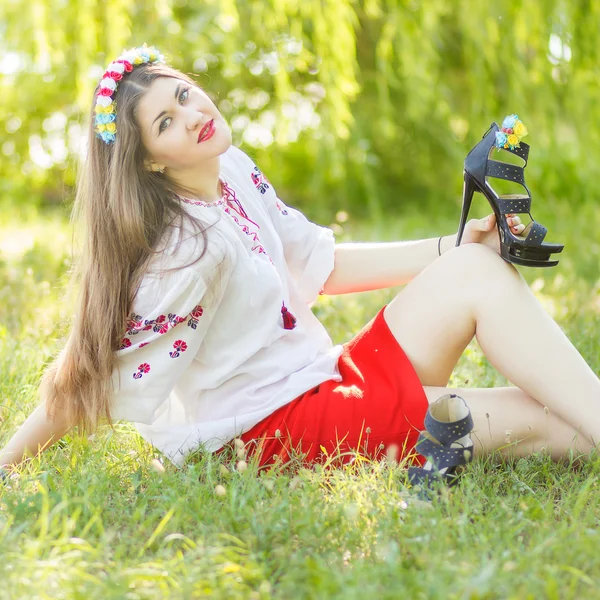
[219,182,274,263]
[126,312,187,336]
[251,166,270,194]
[188,305,204,330]
[133,363,151,379]
[122,305,203,359]
[169,340,188,358]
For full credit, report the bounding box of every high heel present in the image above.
[456,116,564,267]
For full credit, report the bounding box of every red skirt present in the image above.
[236,306,429,469]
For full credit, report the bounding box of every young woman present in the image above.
[1,46,598,483]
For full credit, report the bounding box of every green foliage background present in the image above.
[1,0,598,222]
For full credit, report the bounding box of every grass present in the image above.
[0,198,599,599]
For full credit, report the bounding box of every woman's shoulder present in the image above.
[220,145,266,186]
[220,144,256,171]
[220,145,274,203]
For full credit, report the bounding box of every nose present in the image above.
[187,108,204,130]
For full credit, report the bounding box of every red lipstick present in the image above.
[198,120,215,143]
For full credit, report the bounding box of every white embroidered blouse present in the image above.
[111,145,343,466]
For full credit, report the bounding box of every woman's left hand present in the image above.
[460,213,525,255]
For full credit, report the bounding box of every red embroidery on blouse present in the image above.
[133,363,151,379]
[251,166,270,194]
[180,179,271,261]
[219,182,275,264]
[126,312,187,336]
[169,339,188,358]
[188,304,203,330]
[123,306,202,353]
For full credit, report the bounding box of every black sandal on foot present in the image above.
[408,394,474,494]
[456,115,564,267]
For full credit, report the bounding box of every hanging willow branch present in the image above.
[0,0,596,214]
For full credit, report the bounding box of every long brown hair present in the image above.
[41,62,214,434]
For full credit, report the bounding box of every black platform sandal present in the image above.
[456,115,564,267]
[408,394,474,495]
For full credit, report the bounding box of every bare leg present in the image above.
[423,386,593,460]
[383,243,600,454]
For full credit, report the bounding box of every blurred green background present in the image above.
[0,0,599,332]
[2,0,600,222]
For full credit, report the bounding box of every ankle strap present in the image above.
[486,160,526,186]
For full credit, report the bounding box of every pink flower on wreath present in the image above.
[117,59,133,72]
[104,70,123,81]
[169,339,188,358]
[133,363,151,379]
[120,338,132,350]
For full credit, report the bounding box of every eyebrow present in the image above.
[151,84,182,131]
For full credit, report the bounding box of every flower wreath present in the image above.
[495,114,528,151]
[94,44,164,144]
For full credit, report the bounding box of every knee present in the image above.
[442,243,523,293]
[444,243,518,277]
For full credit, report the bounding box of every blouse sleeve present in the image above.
[230,147,336,305]
[110,228,233,424]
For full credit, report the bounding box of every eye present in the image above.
[158,86,191,133]
[158,117,171,133]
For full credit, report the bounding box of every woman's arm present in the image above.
[0,401,74,472]
[323,234,457,295]
[322,211,519,295]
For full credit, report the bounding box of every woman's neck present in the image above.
[168,157,223,203]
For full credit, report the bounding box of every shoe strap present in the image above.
[486,160,526,186]
[523,221,547,246]
[424,408,474,446]
[415,433,473,470]
[501,141,530,163]
[495,196,531,214]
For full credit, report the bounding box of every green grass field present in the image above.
[1,199,599,599]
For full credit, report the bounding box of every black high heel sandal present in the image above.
[456,116,564,267]
[408,394,474,495]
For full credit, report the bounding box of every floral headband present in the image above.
[495,114,528,151]
[94,44,165,144]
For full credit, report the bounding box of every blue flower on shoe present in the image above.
[502,114,518,129]
[495,131,508,149]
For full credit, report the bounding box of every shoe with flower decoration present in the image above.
[456,115,564,267]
